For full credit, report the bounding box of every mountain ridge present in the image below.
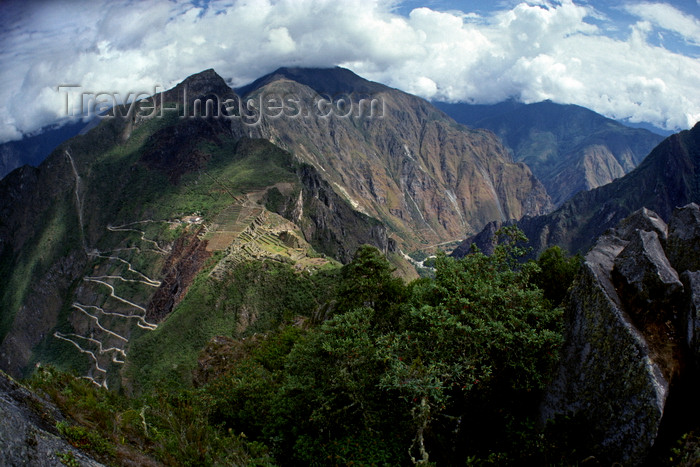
[231,67,552,250]
[453,121,700,258]
[436,99,664,206]
[0,75,395,385]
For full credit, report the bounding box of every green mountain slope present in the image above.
[0,70,394,387]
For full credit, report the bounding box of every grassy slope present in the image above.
[125,259,340,393]
[12,115,304,381]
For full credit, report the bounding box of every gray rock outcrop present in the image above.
[542,204,700,464]
[681,271,700,368]
[667,203,700,273]
[0,370,103,467]
[613,229,682,310]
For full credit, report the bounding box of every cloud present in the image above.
[624,2,700,46]
[0,0,699,143]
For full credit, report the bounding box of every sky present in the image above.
[0,0,699,143]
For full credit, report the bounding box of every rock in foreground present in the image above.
[542,204,700,464]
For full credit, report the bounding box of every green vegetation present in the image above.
[532,246,583,307]
[126,258,340,393]
[0,191,80,343]
[30,365,273,466]
[28,228,610,465]
[57,420,116,457]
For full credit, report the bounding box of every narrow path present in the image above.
[58,331,126,364]
[53,332,107,388]
[55,218,170,387]
[74,302,155,328]
[65,149,87,251]
[83,278,158,330]
[72,303,129,343]
[420,238,464,250]
[90,253,161,287]
[85,274,160,288]
[107,223,170,254]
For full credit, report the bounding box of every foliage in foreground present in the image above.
[29,228,603,465]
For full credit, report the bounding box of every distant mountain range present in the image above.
[3,71,666,216]
[453,122,700,258]
[1,65,695,392]
[435,100,664,206]
[0,120,90,179]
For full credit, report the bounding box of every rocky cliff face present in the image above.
[541,205,700,464]
[234,67,552,250]
[436,100,663,206]
[265,163,394,263]
[454,122,700,259]
[0,370,103,466]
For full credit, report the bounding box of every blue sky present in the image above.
[0,0,699,142]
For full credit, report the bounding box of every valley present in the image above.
[0,66,698,465]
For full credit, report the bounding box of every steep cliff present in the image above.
[542,205,700,464]
[234,67,552,250]
[454,122,700,258]
[436,100,663,206]
[0,370,103,466]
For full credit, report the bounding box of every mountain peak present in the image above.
[162,68,234,103]
[183,68,222,83]
[236,66,390,97]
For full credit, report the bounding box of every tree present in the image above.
[531,246,582,306]
[380,226,563,463]
[335,245,408,326]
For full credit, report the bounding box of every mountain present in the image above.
[0,69,398,387]
[453,122,700,258]
[2,67,697,465]
[0,120,90,180]
[0,67,555,389]
[235,66,390,97]
[435,100,664,206]
[233,67,552,250]
[541,205,700,464]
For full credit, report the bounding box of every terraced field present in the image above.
[204,203,262,251]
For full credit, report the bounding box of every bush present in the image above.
[531,246,582,306]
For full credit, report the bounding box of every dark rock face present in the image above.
[268,163,394,263]
[681,271,700,368]
[542,204,700,464]
[613,230,682,310]
[0,371,102,466]
[614,206,669,242]
[667,203,700,273]
[449,219,510,257]
[542,230,668,465]
[146,226,211,323]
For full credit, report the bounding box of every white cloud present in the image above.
[624,2,700,46]
[0,0,699,143]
